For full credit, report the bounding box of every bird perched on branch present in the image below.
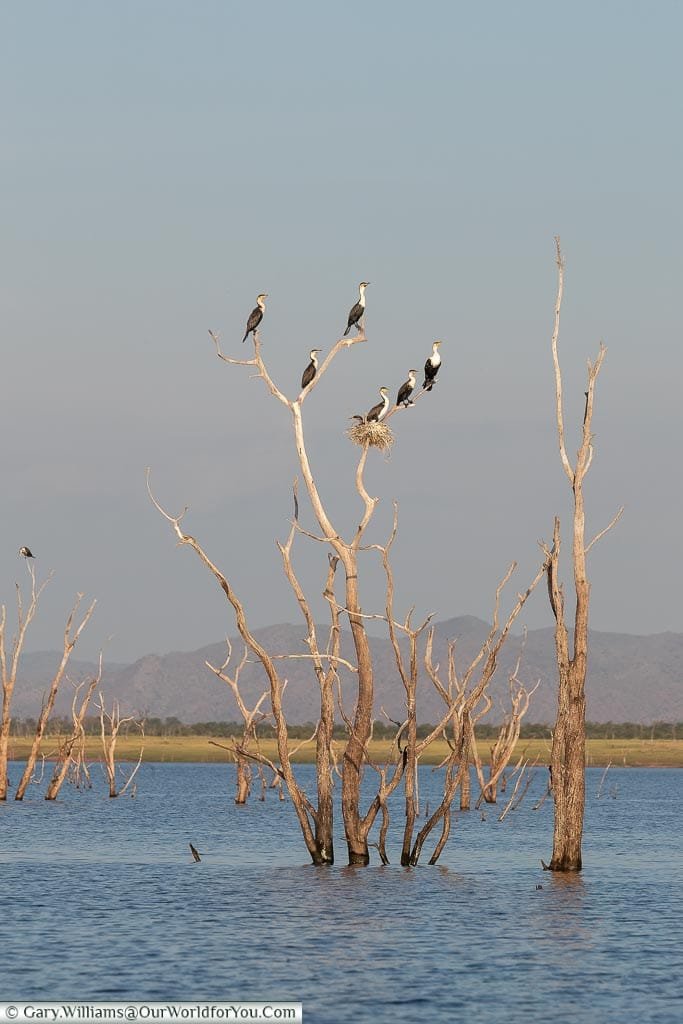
[366,387,390,423]
[242,293,267,343]
[396,370,417,408]
[301,349,322,389]
[423,341,442,391]
[19,546,35,558]
[344,282,369,336]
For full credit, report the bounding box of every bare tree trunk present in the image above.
[235,758,252,804]
[205,642,270,807]
[411,562,546,865]
[544,239,622,872]
[46,661,101,800]
[459,710,471,811]
[97,695,144,798]
[16,595,96,800]
[0,565,52,799]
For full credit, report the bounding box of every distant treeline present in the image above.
[8,716,682,740]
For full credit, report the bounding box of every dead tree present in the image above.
[205,640,270,804]
[151,308,541,867]
[15,595,97,800]
[45,657,102,800]
[149,472,341,864]
[0,562,52,799]
[97,694,144,798]
[151,316,422,866]
[408,559,547,865]
[471,639,539,806]
[542,238,623,872]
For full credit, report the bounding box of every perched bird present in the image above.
[242,293,267,343]
[344,282,370,336]
[366,387,391,423]
[19,547,35,558]
[396,370,417,408]
[301,349,322,389]
[189,843,202,863]
[423,340,443,391]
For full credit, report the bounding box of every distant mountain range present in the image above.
[13,617,683,724]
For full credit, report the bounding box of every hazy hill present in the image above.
[14,618,683,724]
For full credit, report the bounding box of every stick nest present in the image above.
[347,420,395,450]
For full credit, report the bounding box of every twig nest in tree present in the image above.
[347,420,395,450]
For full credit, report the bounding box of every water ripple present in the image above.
[0,764,681,1024]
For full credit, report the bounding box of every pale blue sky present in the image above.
[1,1,681,661]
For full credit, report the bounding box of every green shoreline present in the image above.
[6,736,683,767]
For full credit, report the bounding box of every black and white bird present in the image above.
[343,282,369,336]
[396,370,417,408]
[242,293,267,343]
[19,546,35,559]
[366,387,390,423]
[301,349,322,389]
[423,341,442,391]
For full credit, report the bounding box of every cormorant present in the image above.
[242,293,267,343]
[366,387,390,423]
[396,370,417,408]
[301,349,322,389]
[344,282,369,336]
[189,843,202,863]
[19,547,35,558]
[423,340,442,391]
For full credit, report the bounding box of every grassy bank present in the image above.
[5,735,683,767]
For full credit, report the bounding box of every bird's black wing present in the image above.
[243,306,263,341]
[344,301,363,335]
[396,383,411,405]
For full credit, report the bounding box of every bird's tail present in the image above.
[242,331,249,343]
[343,325,350,337]
[423,380,432,391]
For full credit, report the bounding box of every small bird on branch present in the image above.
[242,293,267,343]
[19,546,35,558]
[396,370,417,408]
[301,349,322,389]
[423,340,443,392]
[344,282,369,336]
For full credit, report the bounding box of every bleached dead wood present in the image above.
[543,238,622,872]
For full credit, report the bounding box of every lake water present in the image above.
[1,762,681,1023]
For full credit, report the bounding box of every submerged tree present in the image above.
[205,639,271,804]
[96,693,144,798]
[15,594,97,801]
[150,297,541,867]
[1,561,96,801]
[45,656,102,800]
[542,239,623,871]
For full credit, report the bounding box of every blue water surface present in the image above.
[1,762,681,1024]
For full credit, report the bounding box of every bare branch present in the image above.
[208,330,257,368]
[551,237,575,484]
[585,506,625,555]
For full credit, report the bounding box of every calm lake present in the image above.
[1,763,680,1024]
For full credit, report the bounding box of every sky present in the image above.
[1,1,682,663]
